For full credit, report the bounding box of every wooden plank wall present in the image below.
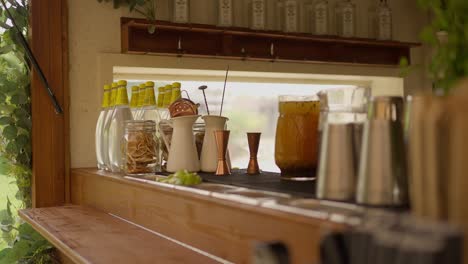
[30,0,69,207]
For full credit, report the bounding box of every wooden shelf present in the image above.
[121,17,420,66]
[70,168,348,264]
[20,206,221,264]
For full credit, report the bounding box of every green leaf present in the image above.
[1,239,31,263]
[10,92,28,105]
[0,248,12,261]
[6,141,19,154]
[0,20,12,30]
[6,197,12,218]
[13,108,29,120]
[0,44,14,54]
[0,116,13,125]
[3,124,17,139]
[0,161,12,174]
[15,134,29,148]
[16,152,30,167]
[16,117,31,130]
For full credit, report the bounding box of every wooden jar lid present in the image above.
[169,98,199,118]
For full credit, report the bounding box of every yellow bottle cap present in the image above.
[170,88,182,104]
[172,82,181,89]
[110,85,118,106]
[146,81,155,87]
[157,87,165,108]
[163,85,173,107]
[130,86,140,108]
[137,85,146,108]
[102,85,111,108]
[117,80,127,87]
[145,86,156,107]
[115,84,129,106]
[111,82,118,88]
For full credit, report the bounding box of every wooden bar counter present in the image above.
[69,168,348,264]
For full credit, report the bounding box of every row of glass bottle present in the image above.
[170,0,392,40]
[95,81,183,173]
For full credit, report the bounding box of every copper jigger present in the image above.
[214,130,231,176]
[247,132,261,175]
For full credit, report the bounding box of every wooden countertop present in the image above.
[70,168,348,264]
[20,205,222,264]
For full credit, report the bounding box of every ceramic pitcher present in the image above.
[167,115,200,173]
[200,115,229,172]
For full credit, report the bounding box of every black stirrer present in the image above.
[220,65,229,116]
[0,0,63,114]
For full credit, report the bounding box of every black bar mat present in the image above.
[198,169,316,198]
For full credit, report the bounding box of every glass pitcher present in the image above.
[275,95,320,180]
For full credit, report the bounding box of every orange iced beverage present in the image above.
[275,96,320,180]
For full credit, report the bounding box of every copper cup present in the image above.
[214,130,231,176]
[247,133,261,175]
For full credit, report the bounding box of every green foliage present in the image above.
[0,199,57,264]
[0,1,56,263]
[418,0,468,94]
[97,0,157,33]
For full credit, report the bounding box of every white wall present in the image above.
[69,0,429,168]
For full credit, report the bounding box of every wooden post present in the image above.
[30,0,69,207]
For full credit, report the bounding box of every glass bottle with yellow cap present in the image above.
[141,81,163,171]
[142,81,158,121]
[96,84,111,170]
[155,85,170,121]
[108,80,134,173]
[102,82,119,170]
[157,86,165,108]
[170,82,182,104]
[135,83,147,120]
[130,86,140,119]
[163,84,173,108]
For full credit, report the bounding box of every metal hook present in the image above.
[270,43,277,63]
[177,36,184,57]
[241,47,248,61]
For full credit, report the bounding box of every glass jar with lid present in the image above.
[123,120,160,175]
[275,95,320,180]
